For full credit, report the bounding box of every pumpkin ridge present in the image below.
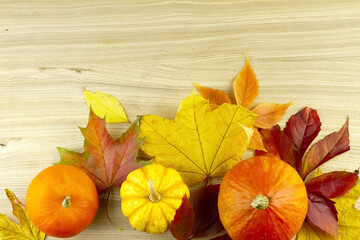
[127,202,149,219]
[157,199,178,212]
[160,181,187,196]
[154,167,167,193]
[125,179,149,193]
[157,203,171,223]
[144,204,154,233]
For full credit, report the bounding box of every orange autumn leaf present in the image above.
[196,55,293,153]
[194,84,231,110]
[248,128,267,151]
[233,54,259,108]
[252,101,294,129]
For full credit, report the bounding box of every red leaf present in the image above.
[190,185,224,238]
[306,170,359,198]
[303,118,350,178]
[306,192,338,237]
[284,107,321,171]
[170,185,223,240]
[58,109,144,194]
[211,233,232,240]
[170,197,195,240]
[256,125,296,168]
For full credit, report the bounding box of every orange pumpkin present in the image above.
[26,165,99,238]
[218,156,308,240]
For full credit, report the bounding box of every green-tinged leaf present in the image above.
[0,189,45,240]
[58,109,144,194]
[84,88,129,123]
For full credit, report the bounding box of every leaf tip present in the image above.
[243,52,249,63]
[191,85,198,95]
[4,188,10,195]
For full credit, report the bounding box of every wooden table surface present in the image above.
[1,1,360,239]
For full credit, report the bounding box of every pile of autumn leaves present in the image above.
[1,56,360,240]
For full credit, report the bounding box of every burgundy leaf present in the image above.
[303,118,350,178]
[284,107,321,171]
[256,125,296,168]
[306,170,359,198]
[306,191,338,237]
[190,185,224,239]
[170,197,195,240]
[210,233,232,240]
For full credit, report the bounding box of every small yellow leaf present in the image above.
[194,83,231,110]
[296,221,333,240]
[139,91,256,186]
[248,128,267,151]
[335,181,360,239]
[233,54,259,108]
[314,167,323,178]
[84,88,129,123]
[0,189,45,240]
[252,101,294,129]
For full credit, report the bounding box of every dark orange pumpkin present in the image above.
[26,165,99,238]
[218,156,308,240]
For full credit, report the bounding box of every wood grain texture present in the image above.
[1,0,359,239]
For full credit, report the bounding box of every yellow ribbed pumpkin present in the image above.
[120,164,189,234]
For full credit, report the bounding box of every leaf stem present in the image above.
[105,188,121,230]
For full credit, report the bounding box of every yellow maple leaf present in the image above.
[83,88,129,123]
[139,90,256,186]
[0,189,45,240]
[297,172,360,240]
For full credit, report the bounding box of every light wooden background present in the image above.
[1,1,360,239]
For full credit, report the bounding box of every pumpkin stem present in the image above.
[62,195,71,208]
[251,194,269,210]
[148,179,161,203]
